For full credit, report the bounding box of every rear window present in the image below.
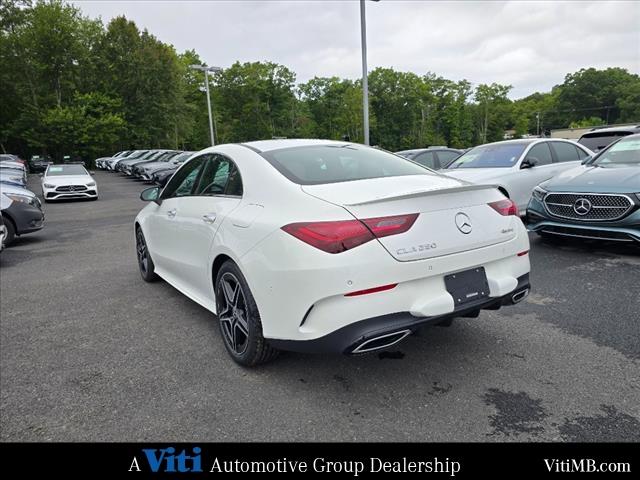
[261,144,431,185]
[578,132,630,152]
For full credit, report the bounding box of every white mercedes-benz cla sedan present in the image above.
[41,164,98,202]
[135,140,531,366]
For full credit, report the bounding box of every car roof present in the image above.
[580,125,640,136]
[240,139,351,153]
[396,147,461,154]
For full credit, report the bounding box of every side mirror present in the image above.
[89,171,95,175]
[581,155,592,165]
[140,186,161,204]
[38,173,44,177]
[521,157,538,169]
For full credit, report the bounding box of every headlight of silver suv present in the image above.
[532,186,547,203]
[86,181,96,187]
[43,183,55,188]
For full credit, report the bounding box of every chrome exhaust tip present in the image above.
[351,329,412,354]
[511,288,529,304]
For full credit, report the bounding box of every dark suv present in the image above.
[28,155,53,173]
[578,125,640,153]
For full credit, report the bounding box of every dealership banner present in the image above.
[0,443,634,476]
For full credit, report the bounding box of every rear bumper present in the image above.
[269,274,530,354]
[243,221,530,343]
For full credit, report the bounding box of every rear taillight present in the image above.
[488,199,518,216]
[282,220,374,254]
[361,213,419,238]
[282,213,419,254]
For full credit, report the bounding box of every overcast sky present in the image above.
[74,0,640,99]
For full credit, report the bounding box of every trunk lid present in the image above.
[301,175,518,261]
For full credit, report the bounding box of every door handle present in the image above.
[167,209,177,218]
[202,213,217,224]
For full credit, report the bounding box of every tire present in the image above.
[135,227,158,282]
[215,260,279,366]
[3,216,16,246]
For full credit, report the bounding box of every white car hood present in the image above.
[44,175,92,186]
[442,168,511,185]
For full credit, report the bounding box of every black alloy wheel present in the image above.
[136,227,158,282]
[215,260,279,366]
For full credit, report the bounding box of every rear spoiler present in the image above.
[345,184,499,207]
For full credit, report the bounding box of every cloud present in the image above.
[73,0,640,98]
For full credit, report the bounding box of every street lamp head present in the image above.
[189,64,222,73]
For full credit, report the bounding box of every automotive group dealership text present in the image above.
[130,451,461,476]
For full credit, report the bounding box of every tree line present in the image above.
[1,0,639,163]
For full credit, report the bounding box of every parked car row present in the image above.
[0,156,45,248]
[394,135,639,244]
[96,149,194,186]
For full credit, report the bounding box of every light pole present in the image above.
[190,64,222,146]
[359,0,379,146]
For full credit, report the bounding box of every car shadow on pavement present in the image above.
[531,235,639,256]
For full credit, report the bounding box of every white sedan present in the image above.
[135,139,531,366]
[41,164,98,201]
[443,139,593,215]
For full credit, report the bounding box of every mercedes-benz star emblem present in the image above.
[455,212,472,234]
[573,198,592,216]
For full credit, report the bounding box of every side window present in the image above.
[225,163,243,196]
[435,151,460,168]
[414,151,437,169]
[525,143,553,166]
[194,155,243,197]
[161,155,206,199]
[576,147,589,160]
[550,142,580,163]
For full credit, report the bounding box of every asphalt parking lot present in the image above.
[1,172,639,441]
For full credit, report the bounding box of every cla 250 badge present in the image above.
[397,243,437,256]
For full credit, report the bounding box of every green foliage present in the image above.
[212,61,298,143]
[569,117,605,129]
[1,0,639,158]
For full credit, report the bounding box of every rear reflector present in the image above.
[345,283,397,297]
[517,250,529,256]
[282,213,419,254]
[488,199,518,216]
